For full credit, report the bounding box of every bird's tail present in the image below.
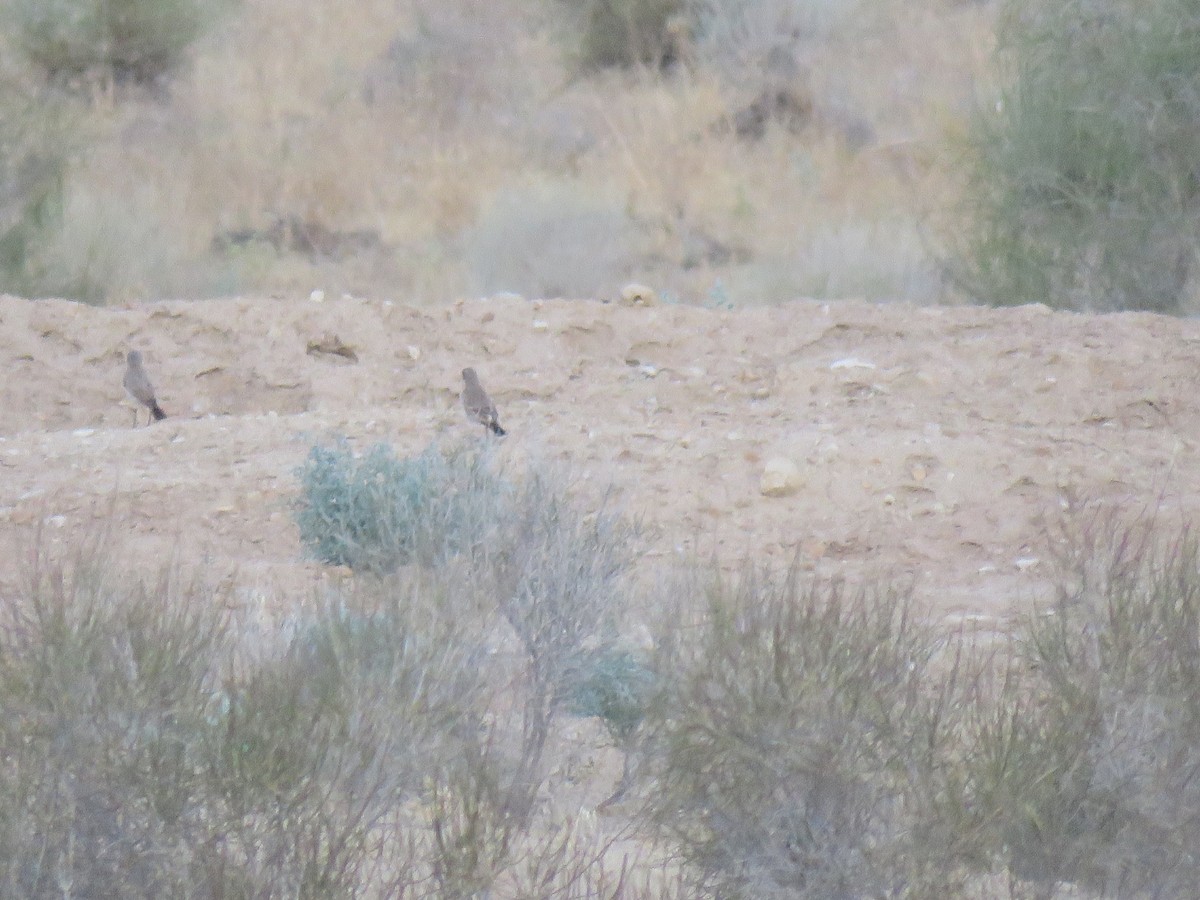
[150,402,167,421]
[489,421,506,437]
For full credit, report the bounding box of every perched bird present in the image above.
[123,350,167,426]
[461,367,506,436]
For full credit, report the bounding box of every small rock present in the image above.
[306,333,358,362]
[760,457,805,497]
[830,357,875,370]
[309,289,325,303]
[620,283,658,307]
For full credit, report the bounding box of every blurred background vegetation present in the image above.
[1,0,1196,311]
[0,0,980,307]
[9,445,1200,896]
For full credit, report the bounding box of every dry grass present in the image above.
[11,492,1200,895]
[1,0,994,304]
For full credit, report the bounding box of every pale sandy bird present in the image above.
[461,368,506,436]
[123,350,167,426]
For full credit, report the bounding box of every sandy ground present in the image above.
[2,291,1200,631]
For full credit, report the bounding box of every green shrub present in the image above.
[0,87,72,296]
[6,0,235,89]
[0,530,505,897]
[465,466,640,823]
[963,510,1200,895]
[578,0,686,70]
[0,501,650,897]
[484,470,637,695]
[569,646,655,807]
[642,564,970,897]
[569,648,655,742]
[207,592,492,896]
[0,539,230,896]
[953,0,1200,313]
[293,441,507,574]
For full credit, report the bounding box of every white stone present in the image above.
[620,283,658,306]
[830,357,875,370]
[760,457,805,497]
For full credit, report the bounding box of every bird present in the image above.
[123,350,167,426]
[461,368,506,436]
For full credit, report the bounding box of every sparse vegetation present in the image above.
[570,648,655,744]
[20,0,1200,892]
[12,489,1200,896]
[640,566,973,897]
[6,0,235,90]
[0,84,73,298]
[465,180,651,299]
[0,0,979,303]
[1,452,645,896]
[0,532,232,896]
[475,466,640,822]
[576,0,687,70]
[962,510,1200,895]
[293,441,508,574]
[954,0,1200,313]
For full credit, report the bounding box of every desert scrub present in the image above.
[0,535,231,896]
[466,466,641,823]
[574,0,687,70]
[206,588,494,896]
[962,510,1200,896]
[0,530,502,896]
[569,646,656,805]
[641,563,970,897]
[569,648,655,744]
[953,0,1200,313]
[293,441,509,574]
[5,0,237,90]
[0,83,73,296]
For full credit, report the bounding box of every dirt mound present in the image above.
[2,292,1198,623]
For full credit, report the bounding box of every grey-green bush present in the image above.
[6,0,235,89]
[0,87,71,296]
[0,539,230,897]
[0,531,506,897]
[577,0,687,70]
[468,467,640,824]
[569,648,655,743]
[0,469,650,897]
[963,510,1200,896]
[641,564,970,898]
[207,591,494,896]
[954,0,1200,313]
[293,441,508,574]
